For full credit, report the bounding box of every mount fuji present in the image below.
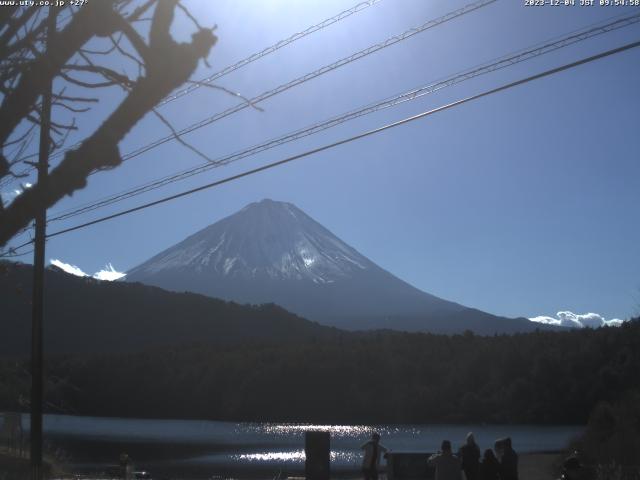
[126,199,543,334]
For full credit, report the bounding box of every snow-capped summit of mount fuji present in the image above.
[130,199,372,284]
[127,199,548,334]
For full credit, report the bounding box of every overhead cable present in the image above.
[19,39,639,247]
[0,0,384,187]
[46,11,640,224]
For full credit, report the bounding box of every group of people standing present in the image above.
[428,433,519,480]
[360,431,518,480]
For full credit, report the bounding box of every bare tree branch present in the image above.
[151,106,214,163]
[0,1,217,245]
[125,0,157,22]
[188,80,265,112]
[0,1,120,146]
[0,19,47,60]
[52,102,91,114]
[177,2,204,31]
[59,71,120,89]
[0,8,38,54]
[52,94,99,103]
[115,20,151,66]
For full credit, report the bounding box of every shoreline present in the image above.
[2,451,565,480]
[48,452,567,480]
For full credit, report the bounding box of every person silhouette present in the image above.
[479,449,500,480]
[458,432,480,480]
[495,437,518,480]
[361,432,388,480]
[428,440,462,480]
[562,451,583,480]
[119,452,133,480]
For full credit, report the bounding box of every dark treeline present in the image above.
[0,261,337,357]
[1,319,638,425]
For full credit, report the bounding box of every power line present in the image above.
[160,0,383,106]
[45,11,640,224]
[8,38,633,248]
[3,0,497,191]
[0,0,383,188]
[116,0,497,164]
[35,0,498,219]
[0,248,34,258]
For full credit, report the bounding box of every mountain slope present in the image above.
[127,199,543,334]
[0,261,336,357]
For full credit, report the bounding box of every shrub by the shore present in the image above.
[573,391,640,479]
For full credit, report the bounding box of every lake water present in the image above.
[13,414,584,477]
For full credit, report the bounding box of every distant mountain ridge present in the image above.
[127,199,549,334]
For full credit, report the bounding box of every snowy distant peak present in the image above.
[128,199,373,283]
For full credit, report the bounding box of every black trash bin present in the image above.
[305,430,330,480]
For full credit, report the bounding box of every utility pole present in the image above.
[31,6,56,480]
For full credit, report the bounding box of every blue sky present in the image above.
[4,0,640,321]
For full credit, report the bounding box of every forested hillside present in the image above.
[0,261,337,356]
[1,318,638,424]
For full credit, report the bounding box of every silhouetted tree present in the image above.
[0,0,217,246]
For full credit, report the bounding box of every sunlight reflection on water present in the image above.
[232,449,360,464]
[234,450,305,462]
[244,423,424,438]
[248,424,372,436]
